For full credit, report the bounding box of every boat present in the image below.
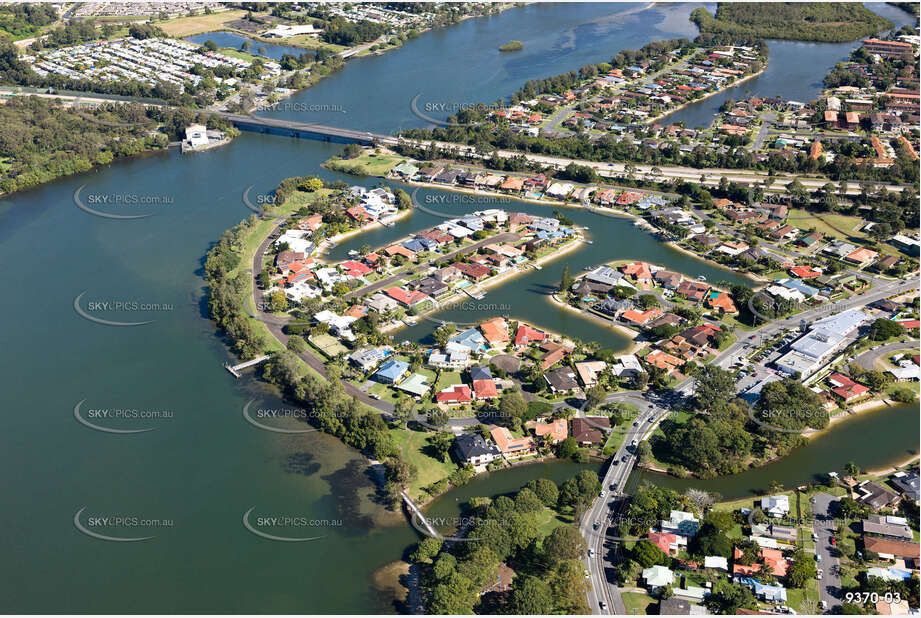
[697,275,707,281]
[532,264,543,270]
[347,250,359,257]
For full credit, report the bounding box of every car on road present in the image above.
[819,601,827,611]
[816,569,823,579]
[593,521,600,530]
[631,439,638,447]
[599,491,605,498]
[633,420,639,426]
[830,537,837,546]
[816,553,822,562]
[599,601,608,611]
[621,455,629,463]
[609,483,617,491]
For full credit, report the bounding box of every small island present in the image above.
[498,40,523,52]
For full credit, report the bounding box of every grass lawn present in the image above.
[158,9,248,36]
[534,506,567,537]
[434,371,463,392]
[390,428,457,501]
[786,579,820,612]
[217,46,263,62]
[621,591,657,615]
[309,333,348,358]
[326,152,406,177]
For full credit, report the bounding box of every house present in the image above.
[374,359,409,384]
[544,367,579,393]
[611,354,643,378]
[453,433,501,466]
[658,598,696,615]
[642,565,674,590]
[648,531,680,555]
[856,481,900,510]
[890,470,920,503]
[472,378,499,400]
[704,556,728,571]
[571,417,609,445]
[653,270,683,290]
[828,373,870,403]
[428,349,470,370]
[761,494,789,518]
[435,384,473,405]
[490,426,536,457]
[479,317,510,347]
[621,308,663,326]
[526,418,568,444]
[349,346,393,372]
[845,247,879,267]
[449,328,487,353]
[676,280,710,302]
[575,360,607,387]
[863,536,919,560]
[660,510,699,537]
[862,515,913,540]
[585,265,632,288]
[385,286,431,308]
[514,323,547,348]
[396,373,432,397]
[705,291,738,314]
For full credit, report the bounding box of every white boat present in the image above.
[347,250,359,257]
[697,275,707,281]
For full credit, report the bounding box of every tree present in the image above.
[428,431,454,463]
[558,437,579,459]
[511,575,554,614]
[786,550,817,588]
[427,408,449,428]
[286,334,307,353]
[870,318,904,340]
[585,384,606,410]
[514,488,543,514]
[689,522,732,558]
[543,525,588,563]
[526,478,559,506]
[694,365,736,412]
[433,323,455,348]
[498,390,527,426]
[559,263,573,294]
[632,539,669,568]
[410,536,442,563]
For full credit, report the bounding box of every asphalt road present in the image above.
[812,492,843,613]
[855,339,920,371]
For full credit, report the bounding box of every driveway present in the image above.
[811,492,843,613]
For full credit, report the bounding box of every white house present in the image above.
[762,494,790,518]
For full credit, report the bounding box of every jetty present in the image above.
[224,355,270,378]
[463,287,486,300]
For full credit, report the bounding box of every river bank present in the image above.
[652,65,767,127]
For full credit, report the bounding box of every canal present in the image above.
[0,2,917,613]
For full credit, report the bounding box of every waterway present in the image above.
[0,2,917,613]
[185,31,310,61]
[658,2,916,128]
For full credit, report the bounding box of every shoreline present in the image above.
[651,66,767,127]
[378,164,767,288]
[547,291,645,355]
[314,208,413,261]
[382,235,584,335]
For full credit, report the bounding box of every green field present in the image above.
[325,152,406,177]
[621,591,657,615]
[309,333,348,358]
[391,428,457,502]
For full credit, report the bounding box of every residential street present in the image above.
[812,492,843,613]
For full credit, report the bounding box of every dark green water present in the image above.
[0,2,917,613]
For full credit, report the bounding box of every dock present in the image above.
[224,355,270,378]
[463,287,486,300]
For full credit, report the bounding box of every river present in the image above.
[0,2,916,613]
